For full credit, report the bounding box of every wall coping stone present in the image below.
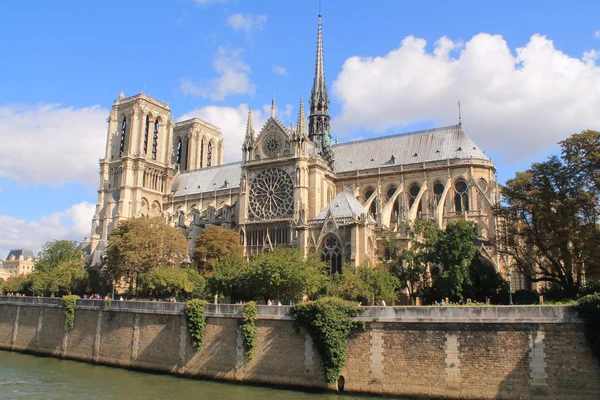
[0,297,582,324]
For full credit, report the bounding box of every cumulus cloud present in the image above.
[272,65,288,76]
[0,104,108,187]
[332,33,600,162]
[227,13,267,33]
[180,47,256,101]
[0,201,95,254]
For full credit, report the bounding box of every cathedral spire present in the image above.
[308,13,334,169]
[297,96,307,137]
[271,97,276,118]
[244,107,254,144]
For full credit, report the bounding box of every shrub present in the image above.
[241,301,258,359]
[62,295,79,332]
[574,293,600,364]
[291,297,364,387]
[185,299,208,350]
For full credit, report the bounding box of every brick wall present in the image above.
[0,299,598,400]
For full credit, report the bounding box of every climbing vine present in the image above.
[185,299,208,350]
[62,295,79,332]
[291,297,364,387]
[575,293,600,364]
[241,301,258,359]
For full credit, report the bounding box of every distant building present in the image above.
[0,249,36,280]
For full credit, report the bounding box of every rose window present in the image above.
[262,133,282,158]
[248,168,294,219]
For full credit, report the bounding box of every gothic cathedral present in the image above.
[86,15,500,275]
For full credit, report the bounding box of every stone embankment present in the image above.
[0,296,598,399]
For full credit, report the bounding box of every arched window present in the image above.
[143,115,150,154]
[364,188,377,217]
[120,116,127,156]
[152,119,159,160]
[409,183,422,214]
[200,139,204,168]
[477,179,488,210]
[321,235,342,275]
[206,141,213,167]
[433,182,444,207]
[184,137,190,171]
[175,139,182,166]
[386,185,399,222]
[454,179,469,213]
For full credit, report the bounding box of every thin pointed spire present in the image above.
[271,97,276,118]
[245,106,254,142]
[311,14,328,107]
[458,99,462,127]
[297,96,307,136]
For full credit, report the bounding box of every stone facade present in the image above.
[0,249,35,281]
[1,298,598,399]
[85,15,509,279]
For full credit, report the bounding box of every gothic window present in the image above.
[386,185,399,222]
[200,139,204,168]
[120,116,127,156]
[433,182,444,207]
[183,137,190,171]
[321,235,342,275]
[454,179,469,213]
[143,115,150,154]
[364,188,377,217]
[176,139,182,166]
[207,141,212,167]
[262,133,282,158]
[477,179,488,210]
[409,183,422,214]
[152,119,159,160]
[248,168,294,219]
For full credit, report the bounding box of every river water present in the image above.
[0,350,413,400]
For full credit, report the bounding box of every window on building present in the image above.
[364,188,377,217]
[386,185,399,222]
[433,182,444,207]
[409,183,422,214]
[321,235,342,275]
[206,141,212,167]
[183,137,190,171]
[454,179,469,213]
[143,115,150,154]
[175,138,182,166]
[152,119,159,160]
[120,116,127,156]
[200,139,204,168]
[477,179,488,210]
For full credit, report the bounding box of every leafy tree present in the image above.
[327,264,369,302]
[249,248,329,303]
[185,267,206,299]
[105,217,188,292]
[466,253,509,303]
[1,275,27,294]
[433,220,478,301]
[327,264,398,305]
[28,240,87,296]
[207,255,252,303]
[138,266,191,298]
[193,225,243,274]
[496,130,600,295]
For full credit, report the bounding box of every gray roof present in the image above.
[314,189,374,221]
[172,162,242,197]
[333,125,490,172]
[6,249,35,260]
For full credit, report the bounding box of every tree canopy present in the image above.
[496,130,600,294]
[105,218,188,290]
[28,240,87,296]
[193,225,243,273]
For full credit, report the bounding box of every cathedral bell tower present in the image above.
[308,14,334,170]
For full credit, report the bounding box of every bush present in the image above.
[241,302,258,359]
[185,299,207,350]
[574,293,600,364]
[62,295,79,332]
[291,297,364,387]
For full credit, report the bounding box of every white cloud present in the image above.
[583,49,600,63]
[332,33,600,162]
[180,47,256,101]
[272,65,288,76]
[0,201,95,253]
[227,13,267,33]
[0,104,108,187]
[595,30,600,39]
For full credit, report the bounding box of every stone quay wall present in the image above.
[0,297,598,400]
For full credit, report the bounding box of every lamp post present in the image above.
[507,271,513,306]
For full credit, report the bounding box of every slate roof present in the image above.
[6,249,35,260]
[314,189,375,222]
[171,162,242,197]
[332,125,490,172]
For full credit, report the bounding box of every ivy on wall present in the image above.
[575,293,600,364]
[241,301,258,359]
[185,299,208,350]
[291,297,364,387]
[62,295,79,332]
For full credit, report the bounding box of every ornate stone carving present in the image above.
[262,133,282,158]
[248,168,294,219]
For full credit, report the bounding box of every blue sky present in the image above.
[2,0,600,257]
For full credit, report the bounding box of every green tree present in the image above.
[496,130,600,295]
[327,264,369,302]
[1,275,27,294]
[327,264,398,305]
[105,217,188,292]
[466,253,509,303]
[138,266,202,298]
[433,220,478,301]
[35,240,85,273]
[193,225,243,274]
[28,240,87,296]
[207,255,252,303]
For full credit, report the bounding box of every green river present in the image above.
[0,350,413,400]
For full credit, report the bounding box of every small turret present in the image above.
[297,96,307,137]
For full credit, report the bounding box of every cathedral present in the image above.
[86,15,500,275]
